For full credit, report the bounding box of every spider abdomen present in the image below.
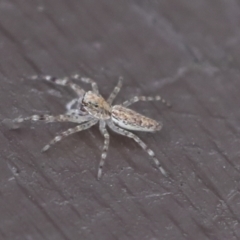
[111,105,162,132]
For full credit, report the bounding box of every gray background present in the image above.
[0,0,240,240]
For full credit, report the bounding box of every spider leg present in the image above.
[107,120,168,177]
[71,74,99,94]
[122,95,171,108]
[107,77,123,105]
[31,75,85,96]
[66,98,87,117]
[13,112,92,125]
[66,98,79,111]
[98,120,110,179]
[42,119,98,152]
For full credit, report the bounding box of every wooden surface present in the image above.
[1,0,240,239]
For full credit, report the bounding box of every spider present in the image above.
[13,74,171,179]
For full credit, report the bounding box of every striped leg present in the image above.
[107,77,123,105]
[98,121,110,179]
[13,113,92,124]
[66,98,87,116]
[107,120,168,177]
[66,98,78,111]
[122,95,171,108]
[71,74,99,94]
[42,120,98,152]
[31,75,85,96]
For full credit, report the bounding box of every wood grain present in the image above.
[0,0,240,239]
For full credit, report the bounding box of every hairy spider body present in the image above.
[13,74,170,179]
[111,105,162,132]
[82,91,111,119]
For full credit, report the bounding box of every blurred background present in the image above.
[0,0,240,239]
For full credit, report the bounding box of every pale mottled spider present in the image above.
[13,74,171,179]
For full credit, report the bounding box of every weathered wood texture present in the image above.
[0,0,240,239]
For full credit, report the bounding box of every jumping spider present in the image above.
[13,74,171,179]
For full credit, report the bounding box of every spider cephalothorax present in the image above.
[13,74,170,179]
[82,91,111,119]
